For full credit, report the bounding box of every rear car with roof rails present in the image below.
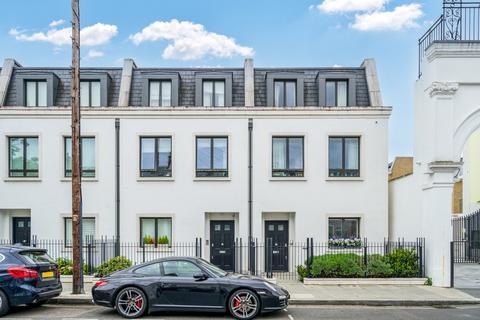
[0,246,62,316]
[92,256,289,319]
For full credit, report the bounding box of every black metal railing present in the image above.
[0,237,425,279]
[452,208,480,263]
[418,1,480,77]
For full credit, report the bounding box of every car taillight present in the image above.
[7,266,39,279]
[95,280,108,287]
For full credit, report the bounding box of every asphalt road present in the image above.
[3,305,480,320]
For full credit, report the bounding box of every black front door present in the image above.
[210,221,235,271]
[13,217,31,246]
[265,221,289,272]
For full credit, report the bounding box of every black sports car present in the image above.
[92,257,289,319]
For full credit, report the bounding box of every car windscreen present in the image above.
[19,250,55,265]
[197,258,228,277]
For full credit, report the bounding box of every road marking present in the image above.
[288,314,295,320]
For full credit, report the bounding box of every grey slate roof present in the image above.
[4,66,371,107]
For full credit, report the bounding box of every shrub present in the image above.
[386,249,419,278]
[95,256,132,277]
[365,255,394,278]
[297,265,309,281]
[157,236,169,245]
[55,257,89,275]
[310,253,364,278]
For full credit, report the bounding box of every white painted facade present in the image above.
[388,173,420,240]
[0,108,390,244]
[0,57,392,274]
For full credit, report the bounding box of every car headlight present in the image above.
[264,281,279,293]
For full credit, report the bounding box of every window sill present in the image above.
[193,177,231,182]
[4,177,42,182]
[137,246,175,253]
[61,178,98,182]
[326,177,364,182]
[269,177,307,181]
[137,177,174,182]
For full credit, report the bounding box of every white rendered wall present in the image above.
[0,108,390,245]
[388,175,421,240]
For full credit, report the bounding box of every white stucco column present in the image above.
[415,79,461,287]
[422,162,460,287]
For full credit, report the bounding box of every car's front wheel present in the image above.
[115,287,147,319]
[228,289,260,320]
[0,290,10,317]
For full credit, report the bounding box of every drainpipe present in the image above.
[248,118,253,272]
[115,118,120,256]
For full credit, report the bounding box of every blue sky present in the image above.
[0,0,441,159]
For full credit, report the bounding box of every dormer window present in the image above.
[149,80,172,107]
[25,80,47,107]
[266,72,304,107]
[141,73,179,107]
[80,80,101,107]
[274,80,296,107]
[326,80,348,107]
[203,80,225,107]
[195,73,232,107]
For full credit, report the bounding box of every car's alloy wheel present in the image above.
[229,289,260,320]
[115,287,147,319]
[0,290,9,317]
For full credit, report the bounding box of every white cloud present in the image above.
[9,22,118,46]
[86,49,104,59]
[352,4,423,31]
[129,19,254,60]
[81,23,118,46]
[49,19,65,27]
[333,64,343,68]
[316,0,388,13]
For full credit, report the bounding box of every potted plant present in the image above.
[328,238,362,248]
[142,235,155,246]
[157,235,170,246]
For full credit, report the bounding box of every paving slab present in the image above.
[49,280,480,307]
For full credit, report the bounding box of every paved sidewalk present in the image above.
[454,263,480,288]
[279,280,480,306]
[52,280,480,307]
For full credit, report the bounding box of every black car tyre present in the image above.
[228,289,260,320]
[0,290,10,317]
[115,287,147,319]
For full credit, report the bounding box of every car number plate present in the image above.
[42,271,54,278]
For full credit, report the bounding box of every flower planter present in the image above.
[303,278,428,285]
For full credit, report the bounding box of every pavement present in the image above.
[4,304,480,319]
[454,263,480,289]
[52,280,480,307]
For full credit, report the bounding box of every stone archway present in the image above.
[414,42,480,287]
[455,108,480,160]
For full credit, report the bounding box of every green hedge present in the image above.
[55,257,91,275]
[95,256,132,277]
[299,249,419,279]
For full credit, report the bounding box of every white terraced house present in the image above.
[0,57,391,272]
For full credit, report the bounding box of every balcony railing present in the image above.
[418,1,480,77]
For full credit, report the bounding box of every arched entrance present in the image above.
[415,40,480,286]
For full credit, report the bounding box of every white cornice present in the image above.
[426,42,480,62]
[0,106,392,119]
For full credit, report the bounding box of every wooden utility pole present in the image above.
[71,0,83,294]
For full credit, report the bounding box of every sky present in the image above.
[0,0,442,160]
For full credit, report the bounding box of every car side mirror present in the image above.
[193,273,208,280]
